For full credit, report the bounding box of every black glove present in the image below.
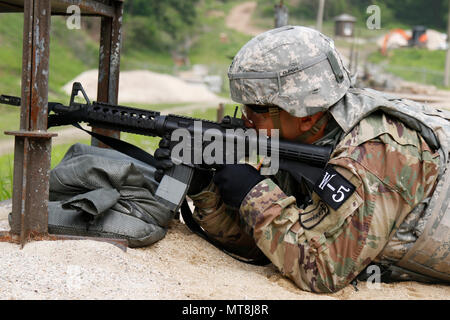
[154,135,175,183]
[154,136,213,195]
[213,164,266,208]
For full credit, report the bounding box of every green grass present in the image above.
[119,0,253,96]
[119,0,253,76]
[369,48,446,71]
[0,14,24,96]
[368,48,447,88]
[48,18,99,100]
[0,153,13,200]
[120,48,180,74]
[189,103,241,120]
[0,1,251,141]
[0,14,101,146]
[0,14,99,102]
[0,107,20,139]
[0,140,90,201]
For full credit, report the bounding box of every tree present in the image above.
[284,0,447,30]
[123,0,200,52]
[384,0,448,30]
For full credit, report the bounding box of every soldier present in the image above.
[155,26,450,292]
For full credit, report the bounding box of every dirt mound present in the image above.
[62,69,221,105]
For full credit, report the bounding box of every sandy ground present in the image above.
[0,200,449,300]
[1,1,449,302]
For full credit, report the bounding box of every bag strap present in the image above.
[73,123,157,167]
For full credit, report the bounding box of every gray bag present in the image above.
[46,143,174,247]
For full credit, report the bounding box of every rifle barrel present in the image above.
[0,95,21,106]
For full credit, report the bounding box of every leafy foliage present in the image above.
[123,0,200,52]
[258,0,448,31]
[382,0,448,30]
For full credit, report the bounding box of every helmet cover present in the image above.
[228,26,351,117]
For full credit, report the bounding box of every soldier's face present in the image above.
[242,105,274,132]
[242,105,324,142]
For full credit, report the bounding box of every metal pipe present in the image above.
[6,0,54,246]
[92,0,123,147]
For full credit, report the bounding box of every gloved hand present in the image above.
[154,135,213,195]
[213,164,266,208]
[154,135,174,183]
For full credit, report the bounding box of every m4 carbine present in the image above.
[1,82,332,212]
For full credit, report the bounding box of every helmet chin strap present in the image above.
[269,107,283,137]
[295,112,329,143]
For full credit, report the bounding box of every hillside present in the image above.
[1,1,447,99]
[0,14,99,100]
[0,1,255,109]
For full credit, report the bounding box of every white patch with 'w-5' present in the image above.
[313,167,356,210]
[318,172,336,190]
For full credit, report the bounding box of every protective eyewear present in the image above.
[244,104,271,114]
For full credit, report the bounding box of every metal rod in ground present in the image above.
[316,0,325,32]
[217,103,224,122]
[7,0,53,246]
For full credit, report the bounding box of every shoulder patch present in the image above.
[313,166,356,210]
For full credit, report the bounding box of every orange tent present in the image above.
[381,29,428,55]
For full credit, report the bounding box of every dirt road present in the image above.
[225,1,266,36]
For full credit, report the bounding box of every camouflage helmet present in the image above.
[228,26,351,117]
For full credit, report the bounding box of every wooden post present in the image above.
[316,0,325,32]
[93,1,123,147]
[444,0,450,86]
[217,103,224,122]
[274,0,288,28]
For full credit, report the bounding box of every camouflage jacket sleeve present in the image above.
[189,181,265,261]
[239,112,440,292]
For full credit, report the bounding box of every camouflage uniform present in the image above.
[190,110,440,292]
[189,26,448,292]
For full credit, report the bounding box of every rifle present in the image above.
[1,82,332,213]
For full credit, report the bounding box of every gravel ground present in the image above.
[0,200,449,300]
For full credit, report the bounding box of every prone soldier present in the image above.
[155,26,450,292]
